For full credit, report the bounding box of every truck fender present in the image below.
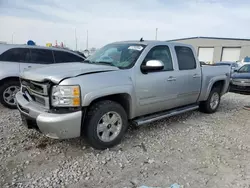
[82,85,136,119]
[204,75,227,100]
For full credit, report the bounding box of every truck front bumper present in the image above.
[16,92,82,139]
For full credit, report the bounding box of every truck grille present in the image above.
[20,79,50,108]
[21,79,49,95]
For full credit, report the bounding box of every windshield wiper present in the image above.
[83,60,116,67]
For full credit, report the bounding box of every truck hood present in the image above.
[21,62,119,83]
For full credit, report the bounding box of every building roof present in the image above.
[167,36,250,42]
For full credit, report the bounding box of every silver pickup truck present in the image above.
[16,40,231,149]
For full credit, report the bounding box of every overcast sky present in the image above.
[0,0,250,50]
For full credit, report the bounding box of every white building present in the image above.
[168,37,250,64]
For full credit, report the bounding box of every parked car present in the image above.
[0,44,85,108]
[16,40,231,149]
[237,56,250,68]
[214,61,239,73]
[230,64,250,94]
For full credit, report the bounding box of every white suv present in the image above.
[0,44,85,109]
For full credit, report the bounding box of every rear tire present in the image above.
[199,87,221,114]
[0,80,20,109]
[83,100,128,150]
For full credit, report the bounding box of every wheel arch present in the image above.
[86,93,133,119]
[204,79,226,100]
[0,76,20,85]
[211,80,225,92]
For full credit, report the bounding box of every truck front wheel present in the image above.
[83,100,128,150]
[199,87,221,114]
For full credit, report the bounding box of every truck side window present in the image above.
[0,48,30,62]
[30,49,54,64]
[143,45,173,71]
[175,46,196,70]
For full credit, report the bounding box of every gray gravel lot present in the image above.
[1,93,250,188]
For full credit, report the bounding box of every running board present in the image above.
[132,104,199,126]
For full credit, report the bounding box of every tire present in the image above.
[0,80,20,109]
[199,87,221,114]
[83,100,128,150]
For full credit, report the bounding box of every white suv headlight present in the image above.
[51,85,81,107]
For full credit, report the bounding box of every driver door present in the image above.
[135,45,179,117]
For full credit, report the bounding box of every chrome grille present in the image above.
[21,79,49,96]
[20,79,50,108]
[233,79,250,82]
[232,79,250,86]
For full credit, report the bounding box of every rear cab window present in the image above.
[30,49,54,64]
[175,46,197,70]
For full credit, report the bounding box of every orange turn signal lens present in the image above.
[73,87,80,97]
[72,97,80,106]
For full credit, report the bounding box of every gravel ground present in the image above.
[1,93,250,188]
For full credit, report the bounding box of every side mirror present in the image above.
[141,60,164,73]
[234,69,238,72]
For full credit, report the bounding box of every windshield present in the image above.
[238,64,250,73]
[85,43,146,69]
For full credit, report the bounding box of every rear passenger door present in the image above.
[174,46,201,106]
[53,50,85,63]
[19,49,54,72]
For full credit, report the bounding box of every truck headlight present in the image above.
[51,85,81,107]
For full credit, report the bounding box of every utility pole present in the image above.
[75,28,78,50]
[155,28,158,40]
[86,30,89,50]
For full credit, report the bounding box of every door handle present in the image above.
[28,66,32,68]
[193,74,200,78]
[167,76,176,81]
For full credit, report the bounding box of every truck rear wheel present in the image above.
[199,87,221,114]
[83,100,128,150]
[0,80,20,109]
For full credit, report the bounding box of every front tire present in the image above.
[83,100,128,150]
[0,80,20,109]
[199,87,221,114]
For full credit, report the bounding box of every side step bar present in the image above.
[132,104,199,126]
